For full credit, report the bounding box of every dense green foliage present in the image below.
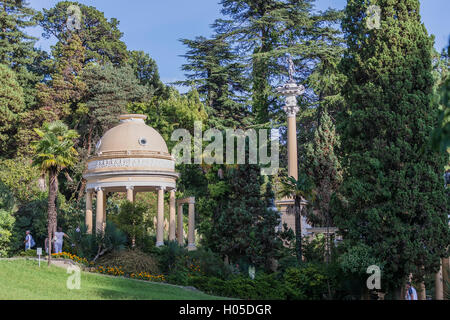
[335,0,449,294]
[0,0,448,300]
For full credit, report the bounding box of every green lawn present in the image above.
[0,259,223,300]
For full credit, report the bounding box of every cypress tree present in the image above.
[0,64,25,157]
[336,0,449,295]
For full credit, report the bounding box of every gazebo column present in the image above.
[187,199,196,251]
[177,204,183,245]
[169,190,176,241]
[95,187,104,234]
[102,191,107,232]
[156,187,165,247]
[85,190,93,234]
[127,186,134,202]
[435,259,444,300]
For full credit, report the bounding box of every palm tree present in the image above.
[32,121,79,265]
[278,172,315,264]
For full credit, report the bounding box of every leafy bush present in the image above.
[68,221,127,261]
[156,241,188,275]
[18,249,38,257]
[188,273,287,300]
[187,247,232,279]
[0,209,15,257]
[283,265,327,300]
[96,248,160,275]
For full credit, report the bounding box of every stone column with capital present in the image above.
[177,204,184,245]
[85,190,93,234]
[187,198,196,251]
[169,190,176,241]
[156,187,165,247]
[95,188,104,234]
[126,186,134,202]
[276,82,304,180]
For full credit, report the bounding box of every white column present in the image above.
[102,191,107,232]
[187,198,196,251]
[287,113,298,180]
[156,187,165,247]
[177,204,183,245]
[169,190,176,241]
[126,186,134,202]
[95,187,104,234]
[435,259,444,300]
[85,190,93,234]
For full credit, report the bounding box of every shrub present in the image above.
[156,241,188,275]
[188,274,287,300]
[187,248,231,279]
[68,221,127,261]
[283,264,328,300]
[96,248,160,275]
[18,249,38,257]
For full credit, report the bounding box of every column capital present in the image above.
[284,105,300,118]
[126,185,134,191]
[95,187,103,192]
[157,186,166,191]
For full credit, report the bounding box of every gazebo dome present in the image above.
[83,114,178,193]
[96,114,169,155]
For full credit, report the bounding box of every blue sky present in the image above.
[28,0,450,87]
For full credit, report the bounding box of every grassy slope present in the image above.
[0,259,222,300]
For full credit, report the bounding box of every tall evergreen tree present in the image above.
[179,36,249,129]
[336,0,449,296]
[213,0,343,125]
[36,34,87,122]
[199,163,281,271]
[0,0,42,107]
[305,110,342,228]
[38,1,128,66]
[128,50,165,96]
[0,64,25,157]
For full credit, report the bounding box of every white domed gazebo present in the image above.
[83,114,196,250]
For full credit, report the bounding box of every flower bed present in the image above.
[52,252,166,283]
[51,252,89,266]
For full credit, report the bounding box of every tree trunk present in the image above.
[47,167,58,266]
[294,197,302,263]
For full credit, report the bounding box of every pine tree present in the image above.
[36,34,87,122]
[179,36,249,129]
[0,0,41,107]
[336,0,449,295]
[38,1,128,66]
[128,50,165,96]
[213,0,343,125]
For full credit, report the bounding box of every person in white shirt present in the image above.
[53,227,68,254]
[24,230,33,250]
[405,282,418,300]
